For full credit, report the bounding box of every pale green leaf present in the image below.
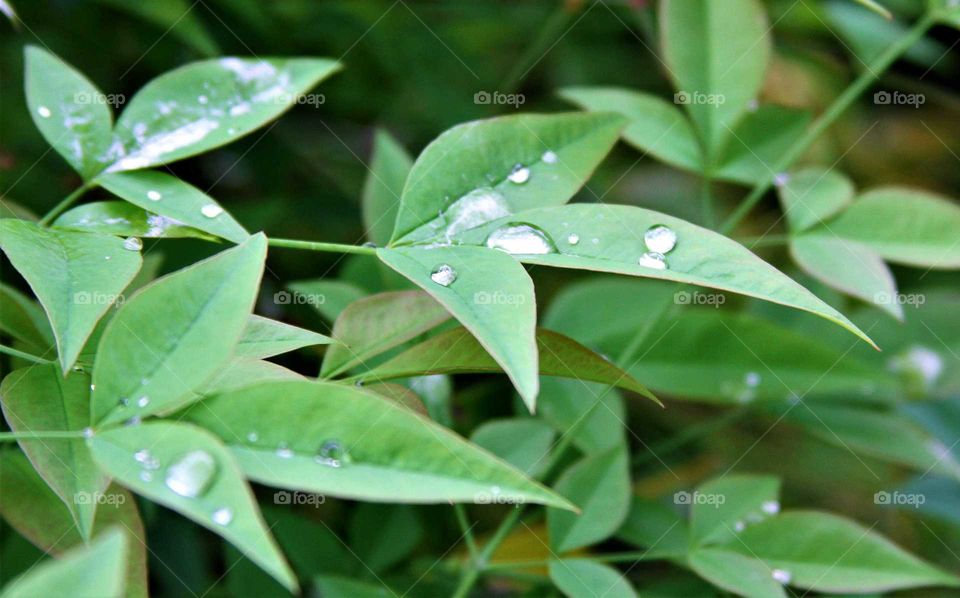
[391,112,626,244]
[688,549,787,598]
[181,379,573,509]
[24,46,114,179]
[690,474,780,546]
[348,505,422,573]
[54,201,215,240]
[777,168,855,232]
[88,421,297,592]
[109,57,340,172]
[236,315,333,360]
[96,170,250,243]
[471,418,555,477]
[549,558,638,598]
[197,357,306,396]
[377,246,540,409]
[363,129,412,246]
[91,234,266,425]
[538,377,627,455]
[0,219,142,372]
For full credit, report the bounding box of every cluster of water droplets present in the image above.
[638,224,678,271]
[732,499,781,537]
[267,437,349,469]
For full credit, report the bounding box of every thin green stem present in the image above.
[720,11,937,235]
[454,504,479,561]
[39,180,96,226]
[0,430,88,441]
[267,238,377,256]
[451,506,523,598]
[0,344,51,364]
[485,550,663,571]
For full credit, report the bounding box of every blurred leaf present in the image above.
[88,421,297,592]
[236,314,332,359]
[24,46,113,179]
[850,0,893,19]
[96,0,219,57]
[348,504,422,572]
[690,474,780,546]
[714,106,810,185]
[0,283,54,355]
[548,446,630,552]
[181,380,574,509]
[92,234,266,425]
[363,129,412,246]
[537,378,627,455]
[687,548,787,598]
[617,496,689,558]
[471,418,556,477]
[549,558,638,598]
[826,1,951,68]
[390,112,626,244]
[286,279,366,322]
[0,219,141,372]
[109,57,340,172]
[777,168,855,233]
[313,575,392,598]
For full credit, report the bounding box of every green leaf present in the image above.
[805,187,960,269]
[24,46,114,179]
[108,57,340,172]
[548,446,630,552]
[687,549,787,598]
[198,357,306,396]
[91,234,267,425]
[538,378,627,455]
[181,379,573,509]
[660,0,771,154]
[0,528,127,598]
[690,474,780,546]
[0,365,107,539]
[777,168,855,232]
[377,246,540,409]
[560,87,702,173]
[348,504,422,572]
[363,129,412,246]
[321,290,450,378]
[827,2,949,68]
[236,315,333,360]
[96,170,250,243]
[0,283,54,355]
[313,576,393,598]
[714,106,810,185]
[471,418,556,477]
[451,204,875,347]
[0,219,142,372]
[54,201,216,240]
[96,0,219,57]
[0,451,148,598]
[789,236,902,320]
[617,496,689,558]
[549,559,638,598]
[286,279,366,322]
[851,0,893,19]
[88,421,297,592]
[359,327,657,402]
[722,511,960,592]
[390,112,626,244]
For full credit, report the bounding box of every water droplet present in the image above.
[137,396,150,408]
[638,252,667,270]
[275,442,294,459]
[135,448,160,470]
[542,150,558,164]
[82,427,94,439]
[246,432,259,443]
[37,106,51,118]
[507,164,530,184]
[104,256,111,260]
[354,379,365,387]
[430,264,458,287]
[746,99,759,112]
[140,471,153,482]
[485,223,556,255]
[734,520,746,532]
[889,345,943,388]
[567,233,580,246]
[644,225,677,254]
[201,204,223,218]
[123,237,143,251]
[90,384,96,391]
[773,173,791,188]
[761,500,780,515]
[745,372,761,388]
[164,450,217,498]
[147,190,162,201]
[591,238,600,245]
[361,241,377,248]
[771,569,792,585]
[435,188,510,239]
[198,95,209,105]
[125,416,142,426]
[315,439,348,468]
[491,485,502,494]
[212,507,233,526]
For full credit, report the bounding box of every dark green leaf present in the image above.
[471,418,556,477]
[363,129,412,246]
[549,558,638,598]
[714,107,810,185]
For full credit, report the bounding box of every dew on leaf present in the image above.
[542,150,558,164]
[212,507,233,526]
[246,432,259,443]
[164,450,217,498]
[745,372,761,388]
[772,569,792,585]
[761,500,780,515]
[644,225,677,254]
[315,439,349,468]
[37,106,51,118]
[430,264,457,287]
[484,223,556,255]
[773,173,791,188]
[438,188,510,239]
[147,190,162,201]
[275,442,294,459]
[123,237,143,251]
[638,251,667,270]
[201,204,224,218]
[567,233,580,246]
[507,164,530,184]
[137,396,150,408]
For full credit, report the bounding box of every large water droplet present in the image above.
[37,106,52,118]
[201,204,224,218]
[430,264,457,287]
[542,150,558,164]
[212,507,233,526]
[638,252,667,270]
[644,225,677,254]
[485,224,556,255]
[438,188,510,239]
[315,439,348,468]
[771,569,792,585]
[164,450,217,498]
[507,164,530,184]
[147,190,162,201]
[123,237,143,251]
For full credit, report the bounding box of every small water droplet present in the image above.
[430,264,458,287]
[361,241,377,248]
[104,256,111,260]
[542,150,558,164]
[135,448,160,470]
[315,439,348,468]
[644,225,677,254]
[147,190,162,201]
[889,345,944,388]
[591,238,599,245]
[746,99,759,112]
[140,471,153,482]
[507,164,530,184]
[761,500,780,515]
[137,396,150,408]
[638,252,667,270]
[198,95,209,105]
[567,233,580,245]
[734,520,746,532]
[745,372,761,388]
[201,204,224,218]
[123,237,143,251]
[164,450,217,498]
[125,416,142,426]
[118,397,130,407]
[212,507,233,526]
[485,223,556,255]
[90,384,95,391]
[37,106,51,118]
[275,442,294,459]
[246,432,259,443]
[82,427,94,439]
[771,569,792,585]
[773,173,791,188]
